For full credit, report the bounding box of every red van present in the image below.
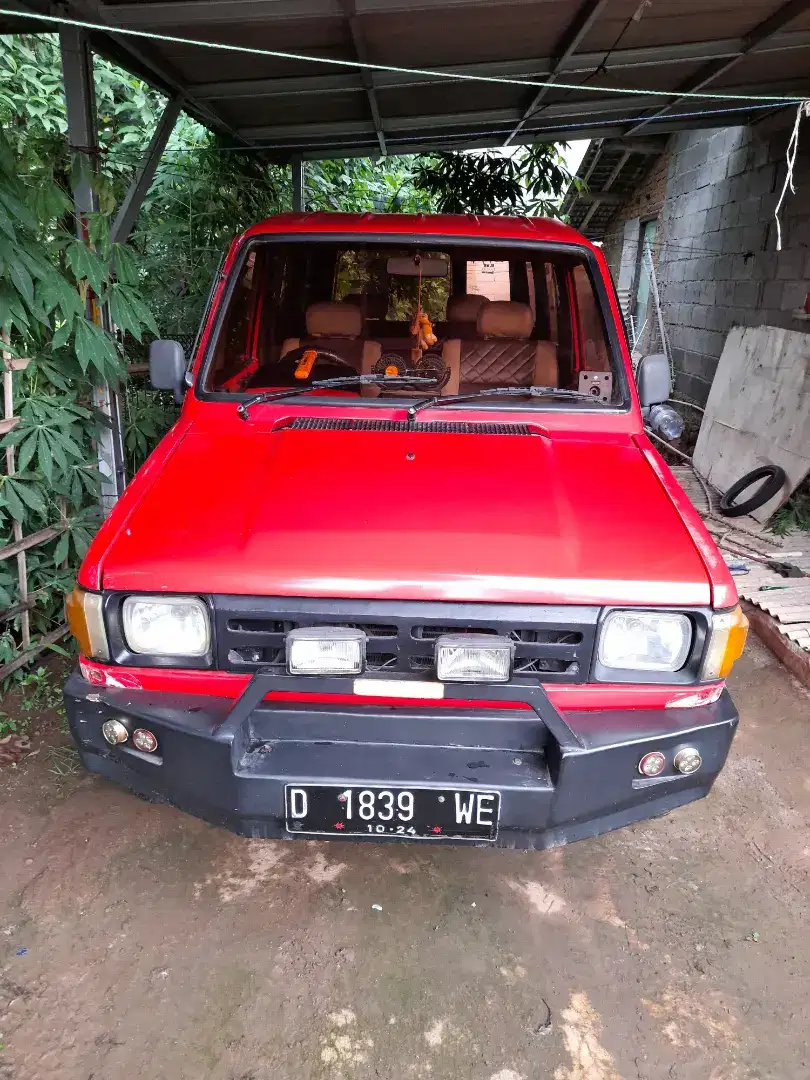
[64,213,747,849]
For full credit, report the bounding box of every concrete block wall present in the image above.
[602,124,810,404]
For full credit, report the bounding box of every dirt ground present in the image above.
[1,638,809,1080]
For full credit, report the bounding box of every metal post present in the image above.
[292,157,305,212]
[59,26,127,513]
[111,95,183,245]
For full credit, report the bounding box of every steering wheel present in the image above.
[284,345,356,381]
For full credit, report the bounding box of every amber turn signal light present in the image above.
[701,605,748,681]
[66,587,110,661]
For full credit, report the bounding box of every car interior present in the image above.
[204,242,615,400]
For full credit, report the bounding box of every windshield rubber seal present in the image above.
[194,232,632,416]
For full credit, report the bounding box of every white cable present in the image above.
[775,100,810,252]
[0,8,806,106]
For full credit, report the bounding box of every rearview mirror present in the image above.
[149,340,186,405]
[636,353,671,408]
[386,255,448,278]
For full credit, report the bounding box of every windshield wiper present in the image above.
[237,374,445,420]
[407,385,613,418]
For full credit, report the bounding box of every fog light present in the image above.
[102,719,129,746]
[674,747,701,774]
[286,626,366,675]
[132,728,159,753]
[435,634,514,683]
[638,751,666,777]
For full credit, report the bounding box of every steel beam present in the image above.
[61,0,243,139]
[577,200,601,234]
[340,0,386,155]
[59,25,127,512]
[188,30,810,101]
[603,148,632,192]
[98,0,561,25]
[625,0,810,135]
[111,95,182,244]
[237,93,674,142]
[292,157,305,211]
[504,0,610,146]
[251,105,752,159]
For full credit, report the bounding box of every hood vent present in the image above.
[287,417,533,435]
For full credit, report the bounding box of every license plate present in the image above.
[285,785,500,840]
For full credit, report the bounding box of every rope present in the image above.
[2,8,807,107]
[775,100,810,251]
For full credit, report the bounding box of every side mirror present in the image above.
[636,353,671,408]
[149,340,186,405]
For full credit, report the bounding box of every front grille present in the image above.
[286,418,533,435]
[213,597,599,683]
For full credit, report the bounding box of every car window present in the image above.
[201,240,622,406]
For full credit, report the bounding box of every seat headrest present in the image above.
[306,301,363,338]
[478,301,534,339]
[446,293,490,323]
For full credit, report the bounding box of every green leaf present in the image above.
[0,199,15,241]
[73,317,120,379]
[66,240,107,294]
[16,431,38,473]
[0,187,38,233]
[9,260,34,309]
[45,429,69,474]
[2,479,26,523]
[38,431,54,484]
[53,530,69,565]
[112,243,139,286]
[107,282,157,340]
[52,318,73,350]
[11,476,47,514]
[39,275,83,321]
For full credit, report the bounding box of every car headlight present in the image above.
[598,611,691,673]
[122,595,210,658]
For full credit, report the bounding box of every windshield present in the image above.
[201,239,623,407]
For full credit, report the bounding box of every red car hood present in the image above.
[100,424,711,606]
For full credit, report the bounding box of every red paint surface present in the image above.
[77,659,725,713]
[94,424,711,606]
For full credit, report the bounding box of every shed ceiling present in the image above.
[2,0,810,158]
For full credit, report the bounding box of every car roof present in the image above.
[242,211,595,250]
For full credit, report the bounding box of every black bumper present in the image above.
[64,670,738,850]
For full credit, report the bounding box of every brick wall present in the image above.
[601,124,810,404]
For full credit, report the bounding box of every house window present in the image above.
[466,260,511,301]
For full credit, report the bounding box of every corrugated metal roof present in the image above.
[560,137,667,239]
[3,0,810,158]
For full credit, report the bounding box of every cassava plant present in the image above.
[0,129,157,662]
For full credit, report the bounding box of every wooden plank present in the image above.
[743,601,810,690]
[0,523,65,562]
[693,326,810,523]
[3,357,32,372]
[0,599,36,622]
[0,624,68,682]
[3,332,29,651]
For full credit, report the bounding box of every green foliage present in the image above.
[768,483,810,536]
[412,144,577,216]
[0,39,158,672]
